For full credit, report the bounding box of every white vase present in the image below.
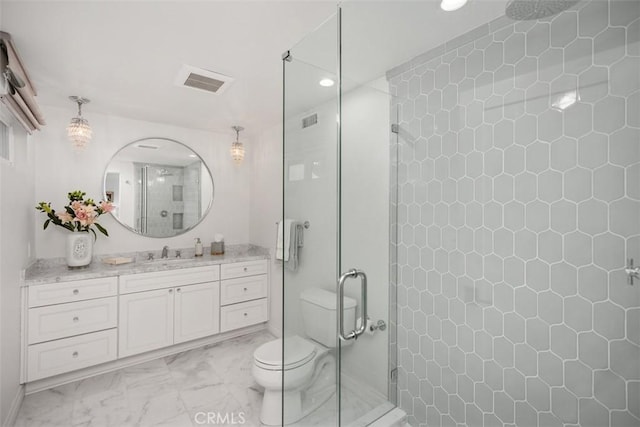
[66,233,93,268]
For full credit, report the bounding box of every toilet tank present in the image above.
[300,288,356,348]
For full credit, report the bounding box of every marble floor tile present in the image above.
[12,330,391,427]
[124,391,190,427]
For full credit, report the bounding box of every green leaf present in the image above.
[43,219,50,230]
[90,228,97,241]
[95,223,109,237]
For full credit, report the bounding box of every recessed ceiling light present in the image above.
[440,0,468,11]
[319,78,335,87]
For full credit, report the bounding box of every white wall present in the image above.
[0,112,35,425]
[33,106,251,258]
[249,124,283,337]
[282,97,339,343]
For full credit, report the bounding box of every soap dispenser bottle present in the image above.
[195,238,203,257]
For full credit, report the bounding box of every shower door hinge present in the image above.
[390,368,398,381]
[391,124,399,134]
[626,258,639,285]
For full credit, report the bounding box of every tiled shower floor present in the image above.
[13,330,385,427]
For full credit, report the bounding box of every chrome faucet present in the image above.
[161,246,169,259]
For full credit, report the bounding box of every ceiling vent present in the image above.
[174,65,234,95]
[302,113,318,129]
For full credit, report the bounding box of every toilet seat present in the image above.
[254,336,316,371]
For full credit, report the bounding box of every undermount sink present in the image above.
[140,257,195,266]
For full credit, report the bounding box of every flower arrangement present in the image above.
[36,190,114,239]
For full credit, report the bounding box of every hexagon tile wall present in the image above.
[388,0,640,426]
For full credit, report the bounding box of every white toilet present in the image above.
[252,288,356,425]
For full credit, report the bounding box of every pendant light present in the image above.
[230,125,245,164]
[67,96,92,149]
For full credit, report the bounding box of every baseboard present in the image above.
[267,323,282,338]
[2,384,24,427]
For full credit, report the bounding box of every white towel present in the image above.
[276,219,294,261]
[286,222,300,272]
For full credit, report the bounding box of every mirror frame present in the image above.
[102,137,215,238]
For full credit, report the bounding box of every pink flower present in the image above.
[99,201,114,213]
[37,191,111,238]
[74,204,96,227]
[56,211,73,224]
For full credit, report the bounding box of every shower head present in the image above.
[505,0,579,20]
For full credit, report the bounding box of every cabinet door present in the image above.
[118,289,174,358]
[174,281,220,344]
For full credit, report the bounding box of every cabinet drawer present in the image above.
[27,329,117,382]
[220,275,267,306]
[120,265,220,294]
[28,277,117,308]
[220,298,268,332]
[220,260,267,280]
[28,297,117,344]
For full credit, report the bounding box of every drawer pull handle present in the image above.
[244,267,248,272]
[73,289,79,295]
[176,288,181,292]
[169,289,173,293]
[243,312,248,317]
[73,316,79,322]
[243,287,248,291]
[72,351,79,358]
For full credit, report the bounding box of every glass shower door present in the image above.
[337,4,398,425]
[282,6,398,426]
[282,12,342,427]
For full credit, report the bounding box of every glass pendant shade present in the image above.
[230,125,245,164]
[230,141,245,163]
[68,96,92,149]
[67,117,92,149]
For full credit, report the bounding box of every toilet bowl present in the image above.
[252,288,356,425]
[252,335,334,425]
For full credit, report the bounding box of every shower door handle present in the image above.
[338,268,367,341]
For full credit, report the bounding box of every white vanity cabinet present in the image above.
[220,260,269,332]
[118,266,220,358]
[25,276,119,382]
[23,256,269,387]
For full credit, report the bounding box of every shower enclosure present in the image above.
[283,1,640,426]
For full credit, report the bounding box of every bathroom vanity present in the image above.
[20,245,270,392]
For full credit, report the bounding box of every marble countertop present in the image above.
[24,244,270,286]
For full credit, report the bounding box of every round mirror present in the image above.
[103,137,214,238]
